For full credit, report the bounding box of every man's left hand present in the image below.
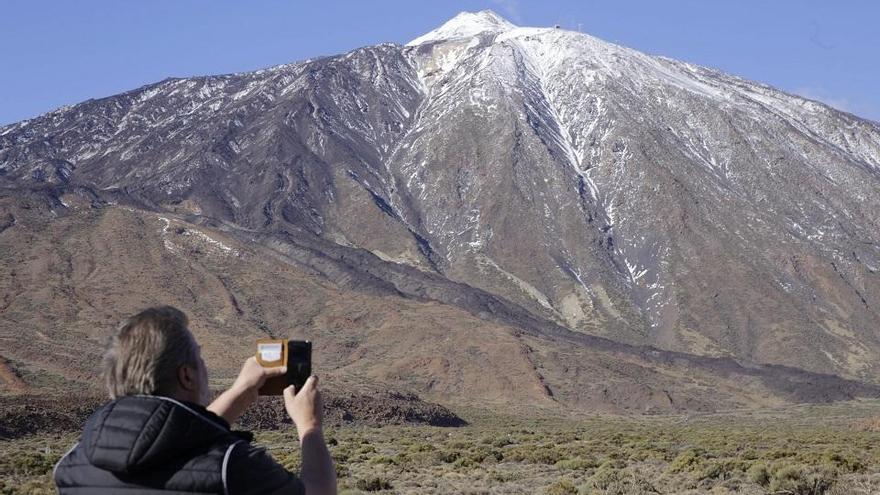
[232,356,287,397]
[208,357,286,424]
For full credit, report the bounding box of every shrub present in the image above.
[590,462,623,491]
[764,449,796,460]
[505,445,563,464]
[740,448,760,460]
[355,445,376,455]
[492,436,514,448]
[436,450,459,463]
[273,451,301,472]
[747,462,771,486]
[406,442,435,453]
[480,434,513,447]
[1,478,57,495]
[769,465,837,495]
[1,452,59,476]
[355,477,392,492]
[698,459,747,481]
[545,478,578,495]
[490,470,524,482]
[823,452,865,474]
[668,448,706,473]
[698,460,731,481]
[555,457,599,471]
[368,455,397,466]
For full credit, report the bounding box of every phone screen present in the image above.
[287,340,312,391]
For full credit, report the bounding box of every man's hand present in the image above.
[231,356,287,397]
[284,376,336,495]
[283,376,322,439]
[208,357,286,425]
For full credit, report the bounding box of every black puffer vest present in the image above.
[54,395,249,494]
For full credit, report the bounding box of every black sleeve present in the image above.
[226,442,305,495]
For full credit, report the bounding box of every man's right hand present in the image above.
[283,376,322,439]
[284,376,336,494]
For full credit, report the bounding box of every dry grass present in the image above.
[4,400,880,494]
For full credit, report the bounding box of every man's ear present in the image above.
[178,364,198,392]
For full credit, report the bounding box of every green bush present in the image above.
[505,445,563,464]
[668,448,706,473]
[368,455,397,466]
[0,452,59,476]
[555,456,599,471]
[436,450,459,463]
[480,434,514,447]
[544,478,578,495]
[769,465,837,495]
[354,445,376,455]
[406,442,435,453]
[823,452,864,473]
[590,462,623,491]
[698,459,747,481]
[764,449,797,460]
[355,477,392,492]
[1,477,56,495]
[747,462,770,486]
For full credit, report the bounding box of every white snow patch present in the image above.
[407,10,515,46]
[158,216,239,257]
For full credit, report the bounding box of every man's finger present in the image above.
[302,375,318,391]
[264,365,287,377]
[290,376,316,396]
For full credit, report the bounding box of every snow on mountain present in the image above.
[407,10,516,46]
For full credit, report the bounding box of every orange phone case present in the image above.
[256,338,288,395]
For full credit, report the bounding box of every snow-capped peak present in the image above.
[406,10,516,46]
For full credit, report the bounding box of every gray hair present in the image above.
[103,306,198,399]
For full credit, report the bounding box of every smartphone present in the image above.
[256,339,312,395]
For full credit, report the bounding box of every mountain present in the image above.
[1,11,879,411]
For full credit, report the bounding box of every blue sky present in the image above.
[1,0,877,125]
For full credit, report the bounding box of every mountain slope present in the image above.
[1,193,876,412]
[1,11,879,400]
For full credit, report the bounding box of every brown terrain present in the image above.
[1,191,877,425]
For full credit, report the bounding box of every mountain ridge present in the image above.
[1,11,879,411]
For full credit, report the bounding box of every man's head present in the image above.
[103,306,209,405]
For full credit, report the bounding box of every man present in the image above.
[53,306,337,494]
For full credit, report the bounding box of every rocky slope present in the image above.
[1,11,879,410]
[0,179,877,414]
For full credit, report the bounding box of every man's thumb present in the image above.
[283,385,296,400]
[303,375,318,390]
